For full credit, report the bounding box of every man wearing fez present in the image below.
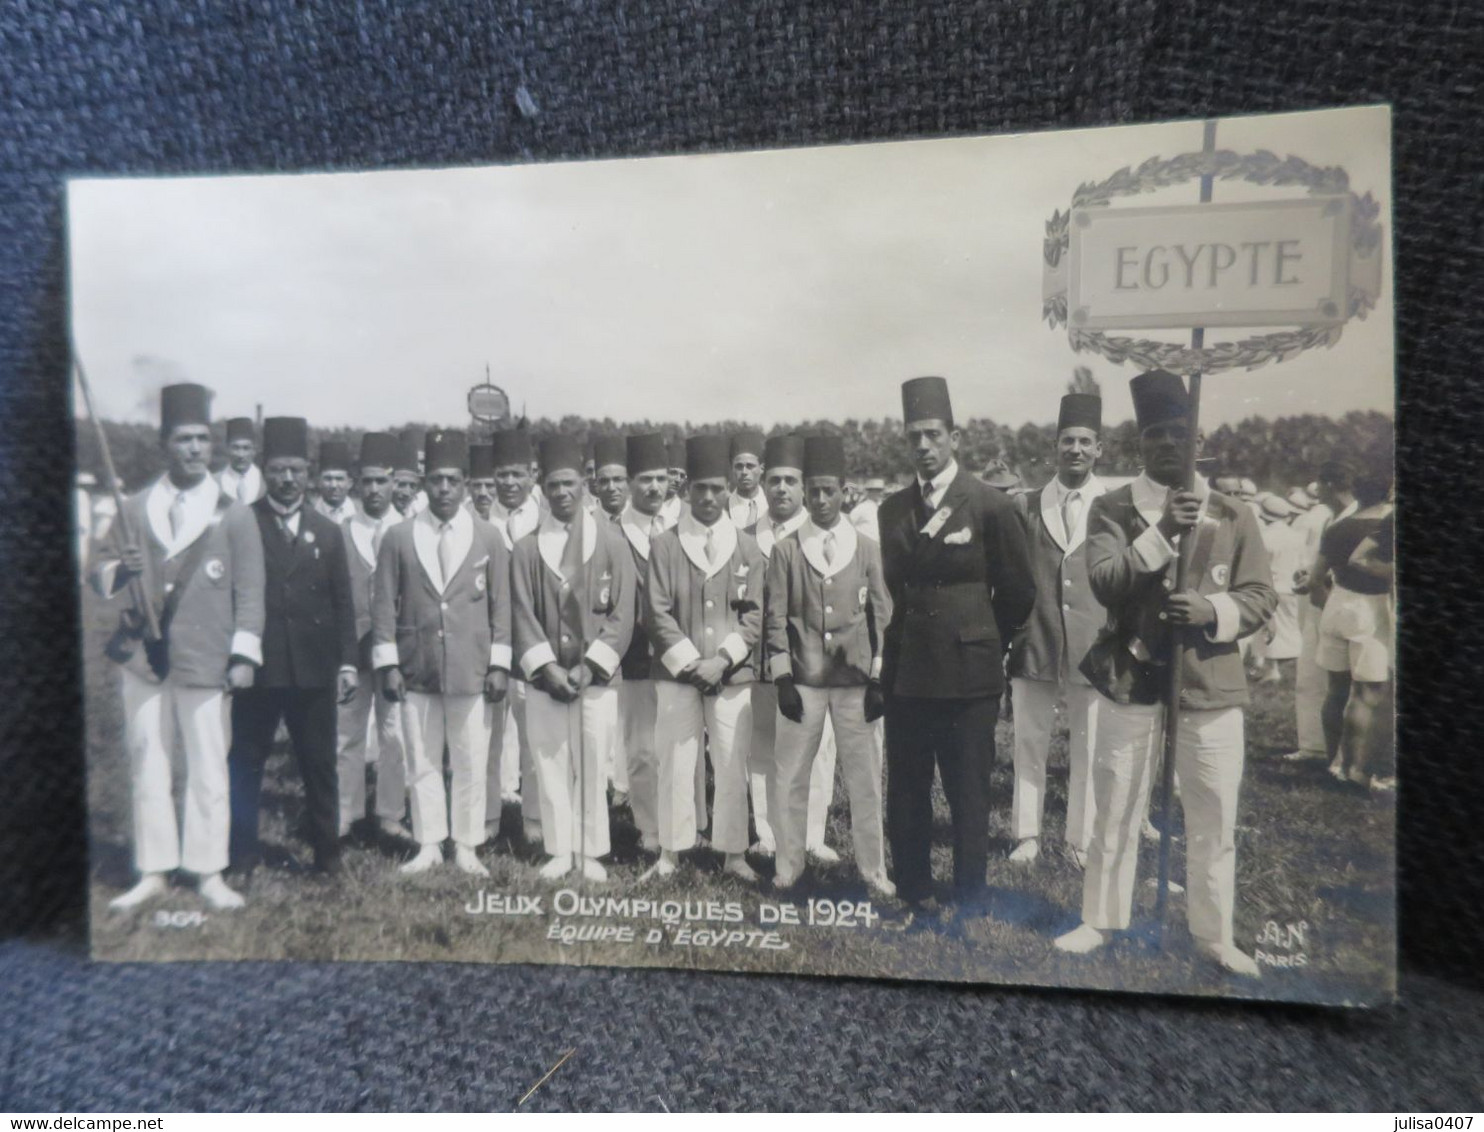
[592,436,631,522]
[93,383,265,912]
[392,427,428,518]
[466,443,497,521]
[315,440,356,526]
[1005,393,1107,869]
[227,417,359,878]
[747,433,838,862]
[1055,371,1275,977]
[647,435,767,882]
[512,436,636,881]
[218,417,264,504]
[614,433,684,851]
[727,430,766,530]
[336,431,407,841]
[486,428,544,838]
[877,376,1036,910]
[765,434,894,896]
[372,429,512,877]
[666,440,688,502]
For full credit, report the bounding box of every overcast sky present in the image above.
[68,105,1392,432]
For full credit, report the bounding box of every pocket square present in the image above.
[943,527,972,545]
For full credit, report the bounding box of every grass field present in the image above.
[82,589,1396,1006]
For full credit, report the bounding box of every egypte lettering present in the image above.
[1113,240,1303,290]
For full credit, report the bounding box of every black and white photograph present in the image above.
[68,103,1396,1006]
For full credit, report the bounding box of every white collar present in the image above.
[146,474,222,560]
[412,506,475,593]
[537,509,597,579]
[917,459,960,507]
[678,509,738,579]
[1132,472,1208,531]
[347,503,397,566]
[799,517,857,578]
[755,509,807,558]
[1042,473,1105,553]
[620,502,675,561]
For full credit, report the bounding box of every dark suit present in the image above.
[229,500,358,871]
[878,465,1036,903]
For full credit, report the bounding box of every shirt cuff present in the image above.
[1132,524,1176,573]
[338,664,358,677]
[585,639,621,680]
[1204,592,1242,644]
[718,633,748,668]
[520,642,557,681]
[661,638,701,676]
[95,560,122,598]
[230,631,263,666]
[870,656,883,681]
[768,653,794,682]
[489,643,512,672]
[370,642,400,670]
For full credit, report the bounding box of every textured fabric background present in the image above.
[1,0,1480,1111]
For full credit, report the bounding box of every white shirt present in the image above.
[412,506,473,594]
[315,496,356,525]
[345,502,400,568]
[727,490,765,530]
[266,496,304,539]
[1044,472,1105,550]
[218,464,264,504]
[489,493,542,550]
[145,473,223,560]
[753,509,808,558]
[917,459,960,512]
[619,501,677,561]
[798,516,858,578]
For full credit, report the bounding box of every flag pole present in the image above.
[1154,118,1217,942]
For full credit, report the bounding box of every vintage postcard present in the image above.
[69,105,1395,1005]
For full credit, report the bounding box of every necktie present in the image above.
[916,480,933,530]
[559,518,584,581]
[1062,489,1081,544]
[371,518,386,559]
[278,510,296,542]
[704,524,717,567]
[437,521,457,584]
[168,492,187,540]
[649,516,664,540]
[746,499,757,528]
[822,529,836,567]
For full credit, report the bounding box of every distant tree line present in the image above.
[78,409,1394,497]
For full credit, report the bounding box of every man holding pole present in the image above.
[511,435,635,881]
[1054,371,1275,976]
[91,382,265,911]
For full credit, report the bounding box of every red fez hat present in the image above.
[358,431,398,471]
[225,417,255,443]
[1057,394,1102,434]
[539,435,585,477]
[592,436,627,470]
[262,417,309,461]
[803,434,846,480]
[160,383,212,437]
[687,435,731,481]
[667,440,687,470]
[1129,371,1190,432]
[730,431,765,461]
[490,429,532,468]
[468,443,496,480]
[424,429,468,473]
[318,440,352,473]
[626,433,668,476]
[763,434,805,471]
[901,376,953,426]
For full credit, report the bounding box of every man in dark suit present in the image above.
[878,376,1036,910]
[228,416,359,876]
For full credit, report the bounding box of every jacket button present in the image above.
[437,630,445,638]
[1064,579,1071,587]
[825,605,833,613]
[824,632,833,641]
[441,602,448,610]
[705,599,714,609]
[561,633,571,643]
[1063,603,1071,611]
[704,626,714,635]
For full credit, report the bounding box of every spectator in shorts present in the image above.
[1311,463,1394,788]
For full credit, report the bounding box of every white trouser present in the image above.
[1010,677,1099,851]
[619,677,661,842]
[120,669,232,876]
[1082,698,1245,946]
[751,683,835,848]
[1295,599,1326,754]
[337,672,406,835]
[485,678,530,833]
[656,682,751,853]
[771,685,882,883]
[525,684,616,860]
[400,691,490,849]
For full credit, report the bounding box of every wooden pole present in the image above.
[1154,118,1217,940]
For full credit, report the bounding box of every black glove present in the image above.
[863,681,886,723]
[775,676,805,723]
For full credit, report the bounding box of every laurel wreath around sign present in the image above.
[1042,149,1384,375]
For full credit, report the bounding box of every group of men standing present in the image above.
[94,368,1295,977]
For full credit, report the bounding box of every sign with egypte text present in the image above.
[1067,197,1352,331]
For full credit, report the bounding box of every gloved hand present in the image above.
[775,676,805,723]
[863,681,886,723]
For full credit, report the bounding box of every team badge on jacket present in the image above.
[205,558,225,582]
[922,506,953,538]
[1211,563,1230,586]
[303,530,315,544]
[475,572,487,592]
[598,569,612,606]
